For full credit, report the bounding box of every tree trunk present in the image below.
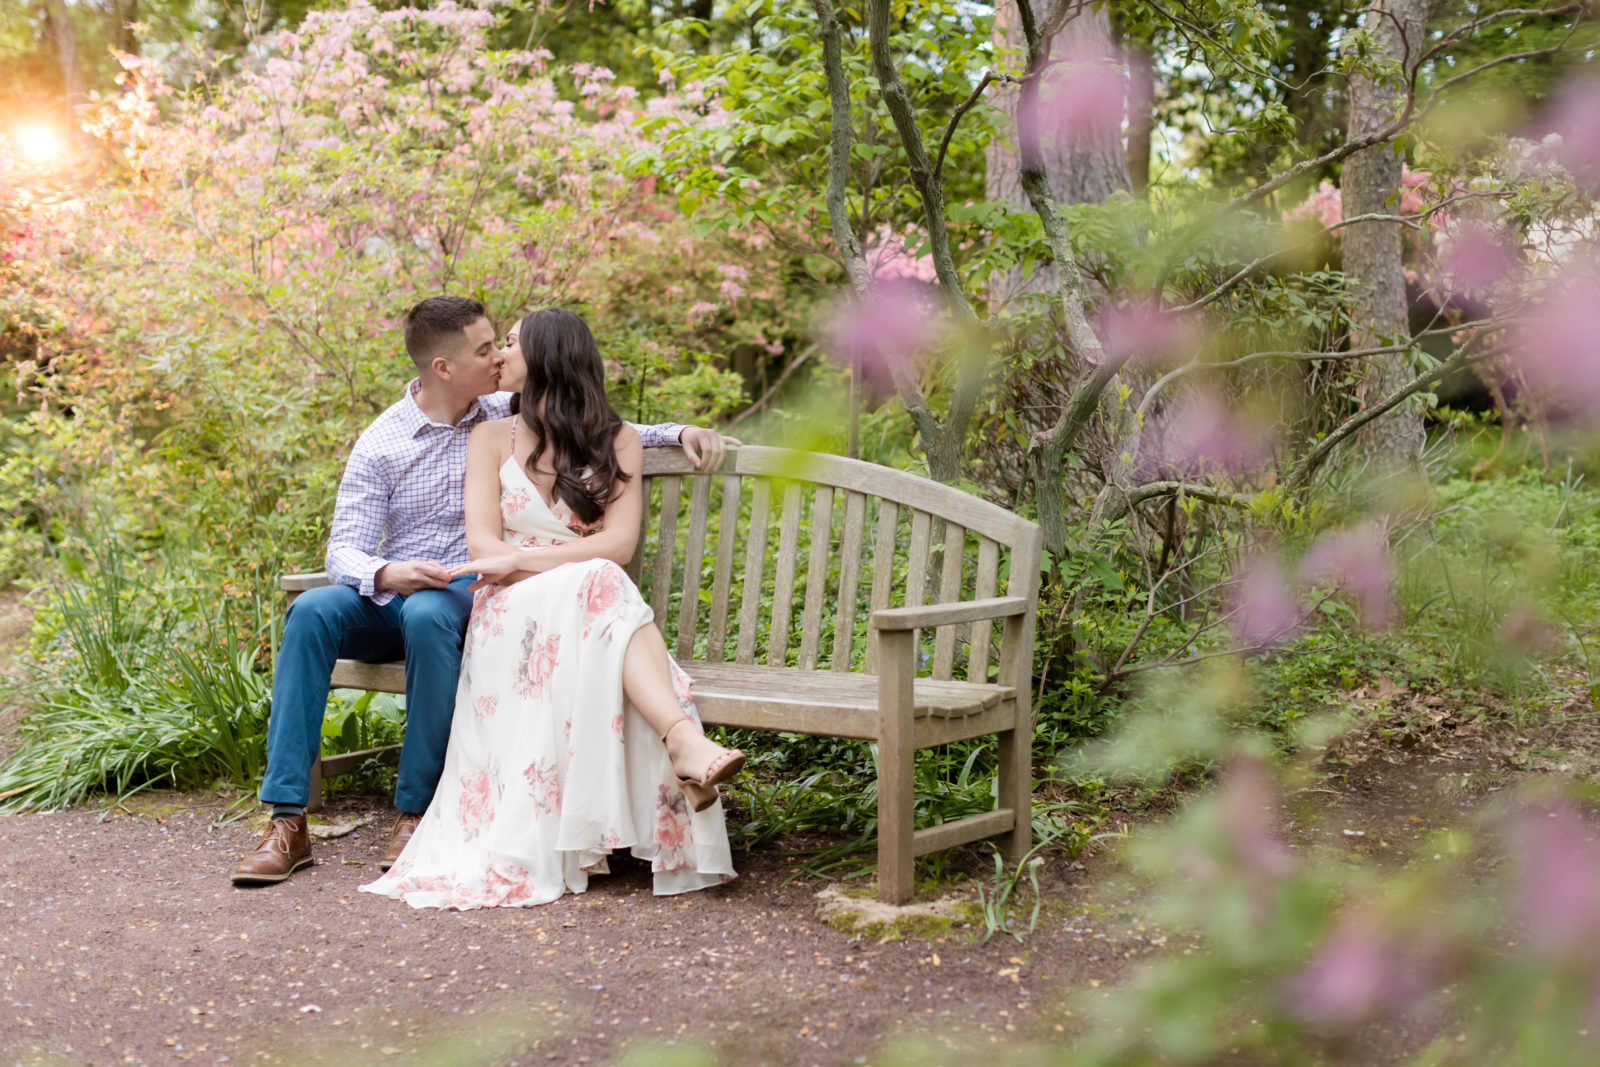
[114,0,140,56]
[1341,0,1430,463]
[1124,41,1155,196]
[40,0,83,139]
[987,0,1131,306]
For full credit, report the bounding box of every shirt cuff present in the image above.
[358,558,392,603]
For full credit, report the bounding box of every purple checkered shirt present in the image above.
[325,380,686,604]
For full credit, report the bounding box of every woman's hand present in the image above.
[449,552,529,591]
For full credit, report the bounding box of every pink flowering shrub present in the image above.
[0,3,747,585]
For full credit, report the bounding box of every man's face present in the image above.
[438,316,503,398]
[496,317,526,393]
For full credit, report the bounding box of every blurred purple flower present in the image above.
[1544,75,1600,184]
[1513,268,1600,423]
[1287,912,1432,1029]
[826,280,937,397]
[1096,300,1197,368]
[1158,391,1273,476]
[1512,804,1600,962]
[1230,553,1301,648]
[1437,223,1515,294]
[1298,523,1396,629]
[1218,758,1296,882]
[1017,46,1126,148]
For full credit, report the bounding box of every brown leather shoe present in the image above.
[231,815,312,885]
[381,811,423,871]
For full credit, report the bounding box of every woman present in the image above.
[359,308,743,910]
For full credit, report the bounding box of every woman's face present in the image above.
[497,317,527,393]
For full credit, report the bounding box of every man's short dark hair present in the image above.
[404,296,488,367]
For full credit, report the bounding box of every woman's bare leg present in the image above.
[621,623,739,783]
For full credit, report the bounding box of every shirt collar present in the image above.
[402,378,486,437]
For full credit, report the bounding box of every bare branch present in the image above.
[932,69,1017,184]
[1125,481,1257,510]
[1286,345,1487,490]
[1134,318,1506,422]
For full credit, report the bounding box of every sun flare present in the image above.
[13,122,65,165]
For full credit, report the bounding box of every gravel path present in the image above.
[0,798,1131,1066]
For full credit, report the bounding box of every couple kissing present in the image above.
[231,296,745,909]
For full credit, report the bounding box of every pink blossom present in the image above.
[1218,758,1296,881]
[1513,266,1600,422]
[1299,522,1396,629]
[1544,75,1600,183]
[1018,46,1125,147]
[1512,804,1600,962]
[718,280,743,301]
[1230,553,1301,648]
[1157,391,1273,476]
[1437,222,1515,293]
[1287,912,1431,1028]
[825,279,938,396]
[863,230,936,284]
[1096,299,1196,367]
[686,300,717,324]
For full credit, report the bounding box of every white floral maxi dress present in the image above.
[358,456,736,910]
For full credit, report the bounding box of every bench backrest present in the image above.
[630,447,1042,685]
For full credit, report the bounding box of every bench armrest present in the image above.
[870,596,1028,632]
[282,572,332,593]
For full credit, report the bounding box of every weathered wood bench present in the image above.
[283,445,1041,903]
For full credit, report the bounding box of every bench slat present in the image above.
[683,660,1013,733]
[798,485,834,670]
[932,521,966,680]
[968,537,1000,682]
[676,475,712,660]
[912,809,1016,858]
[736,479,771,665]
[625,480,649,587]
[831,490,867,672]
[767,481,804,668]
[651,474,681,626]
[707,474,742,663]
[329,660,405,693]
[865,500,899,674]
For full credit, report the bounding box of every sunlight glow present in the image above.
[14,122,65,165]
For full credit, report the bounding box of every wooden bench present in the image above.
[282,445,1041,904]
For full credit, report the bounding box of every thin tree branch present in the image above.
[1286,346,1487,490]
[1125,481,1256,510]
[932,69,1015,183]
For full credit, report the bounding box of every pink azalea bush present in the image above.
[0,3,751,586]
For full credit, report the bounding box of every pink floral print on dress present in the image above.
[458,767,495,841]
[523,758,560,818]
[653,783,694,871]
[501,486,532,519]
[514,621,561,700]
[579,563,628,637]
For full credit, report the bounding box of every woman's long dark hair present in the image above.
[515,308,629,526]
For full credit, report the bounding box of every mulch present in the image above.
[0,797,1140,1066]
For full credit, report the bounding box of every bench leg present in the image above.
[877,630,916,905]
[997,721,1031,862]
[306,753,324,815]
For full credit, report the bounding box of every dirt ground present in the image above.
[2,653,1594,1065]
[0,799,1138,1067]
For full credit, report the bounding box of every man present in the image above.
[232,296,732,884]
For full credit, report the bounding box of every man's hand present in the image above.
[374,560,452,596]
[679,427,741,471]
